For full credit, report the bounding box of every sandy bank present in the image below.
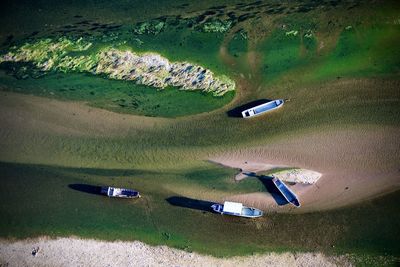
[0,237,352,267]
[210,126,400,213]
[0,91,170,138]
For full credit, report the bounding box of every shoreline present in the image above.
[0,236,352,267]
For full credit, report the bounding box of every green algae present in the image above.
[0,37,93,71]
[310,25,400,81]
[128,30,229,76]
[0,37,235,96]
[228,30,248,57]
[285,30,299,36]
[260,28,317,83]
[132,15,233,35]
[201,19,232,33]
[133,20,166,35]
[0,71,234,118]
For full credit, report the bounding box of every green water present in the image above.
[0,161,399,261]
[126,30,230,76]
[255,5,400,87]
[260,28,317,83]
[0,70,234,118]
[312,25,400,80]
[0,0,399,264]
[227,31,248,58]
[1,0,399,119]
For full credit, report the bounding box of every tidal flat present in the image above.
[0,0,399,266]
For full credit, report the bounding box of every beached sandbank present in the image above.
[0,237,352,267]
[210,125,400,213]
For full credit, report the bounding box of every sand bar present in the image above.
[0,91,170,138]
[0,237,352,267]
[210,125,400,213]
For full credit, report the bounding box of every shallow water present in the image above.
[0,161,399,257]
[0,0,399,261]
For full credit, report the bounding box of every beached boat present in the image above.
[211,201,263,218]
[272,178,300,207]
[241,99,284,118]
[101,186,140,199]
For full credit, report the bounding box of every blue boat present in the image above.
[101,186,141,199]
[242,99,284,118]
[272,178,301,207]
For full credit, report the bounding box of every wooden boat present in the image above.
[272,178,300,207]
[101,186,140,199]
[241,99,284,118]
[211,201,263,218]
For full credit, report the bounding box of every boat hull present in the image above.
[242,99,284,118]
[272,178,300,207]
[101,186,141,199]
[211,203,263,218]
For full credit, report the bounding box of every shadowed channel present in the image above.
[68,183,103,196]
[166,196,217,212]
[243,172,289,205]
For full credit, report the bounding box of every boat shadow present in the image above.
[227,99,271,118]
[166,196,217,213]
[68,183,103,196]
[243,172,289,206]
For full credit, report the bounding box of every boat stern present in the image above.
[211,203,223,213]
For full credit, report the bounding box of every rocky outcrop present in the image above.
[0,38,235,96]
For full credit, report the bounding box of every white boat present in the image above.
[101,186,141,199]
[211,201,263,218]
[241,99,284,118]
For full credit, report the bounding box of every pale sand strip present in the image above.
[0,237,352,267]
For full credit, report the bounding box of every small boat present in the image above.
[101,186,141,199]
[241,99,284,118]
[272,178,300,207]
[211,201,263,218]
